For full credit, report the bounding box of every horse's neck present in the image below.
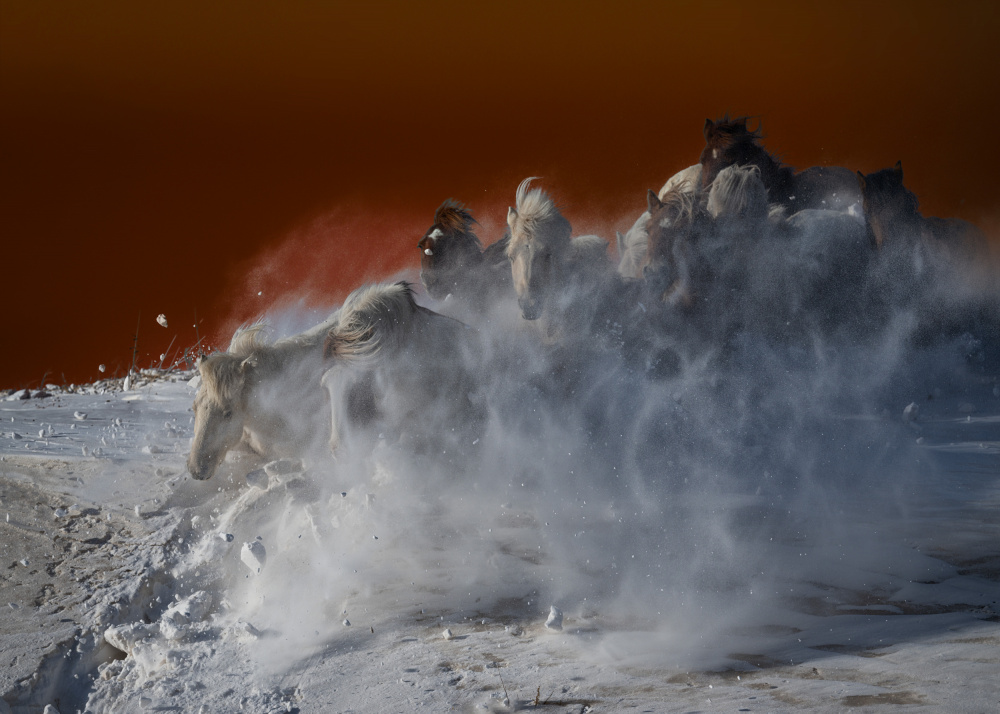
[869,207,923,248]
[742,146,793,203]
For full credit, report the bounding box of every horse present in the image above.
[321,281,485,458]
[700,116,861,214]
[643,168,871,348]
[505,177,614,323]
[617,164,702,280]
[639,185,710,311]
[857,161,998,346]
[417,199,512,313]
[187,313,339,481]
[856,161,988,259]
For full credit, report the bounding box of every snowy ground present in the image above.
[1,362,999,713]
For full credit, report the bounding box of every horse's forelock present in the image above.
[653,186,697,226]
[708,115,762,145]
[434,200,479,235]
[509,177,570,254]
[198,354,247,406]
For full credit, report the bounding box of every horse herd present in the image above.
[187,116,998,482]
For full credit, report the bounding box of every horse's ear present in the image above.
[893,160,903,179]
[647,189,663,214]
[703,118,715,140]
[506,206,517,228]
[856,171,866,191]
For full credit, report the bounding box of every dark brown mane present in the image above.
[703,114,763,149]
[432,199,482,249]
[700,115,793,200]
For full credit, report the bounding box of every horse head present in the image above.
[505,178,572,320]
[699,115,787,199]
[187,352,256,480]
[856,161,917,248]
[640,187,702,307]
[417,199,483,300]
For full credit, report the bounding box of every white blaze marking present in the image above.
[424,248,433,256]
[429,228,444,239]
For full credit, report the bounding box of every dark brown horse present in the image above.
[417,199,511,312]
[857,161,998,350]
[700,116,861,214]
[856,161,987,259]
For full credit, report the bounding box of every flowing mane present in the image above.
[227,322,270,358]
[706,164,770,223]
[700,115,790,193]
[324,282,419,360]
[506,177,571,256]
[431,199,482,251]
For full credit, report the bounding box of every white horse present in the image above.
[187,312,338,480]
[505,177,615,328]
[321,282,485,457]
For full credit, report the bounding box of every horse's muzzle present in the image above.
[518,296,542,321]
[186,453,217,481]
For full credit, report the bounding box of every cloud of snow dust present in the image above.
[182,193,1000,676]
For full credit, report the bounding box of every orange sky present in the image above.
[2,1,999,387]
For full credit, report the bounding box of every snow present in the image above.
[0,355,996,712]
[2,229,1000,714]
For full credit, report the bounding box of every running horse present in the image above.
[700,115,861,214]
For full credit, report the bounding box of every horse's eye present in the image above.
[223,410,233,420]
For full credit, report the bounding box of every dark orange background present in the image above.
[3,1,999,387]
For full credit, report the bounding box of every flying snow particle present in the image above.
[241,540,267,574]
[245,469,269,489]
[156,314,168,328]
[98,364,106,373]
[545,605,563,631]
[264,458,304,477]
[73,411,87,421]
[442,628,454,640]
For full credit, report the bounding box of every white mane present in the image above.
[227,321,270,358]
[706,164,769,223]
[507,177,571,254]
[326,282,418,359]
[657,163,702,200]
